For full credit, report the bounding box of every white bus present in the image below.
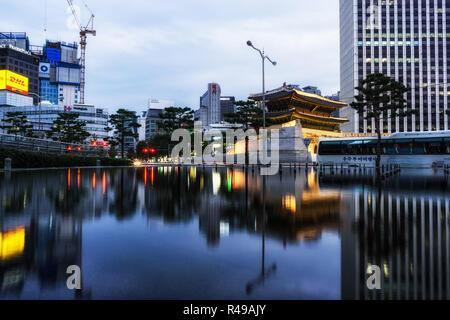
[317,131,450,168]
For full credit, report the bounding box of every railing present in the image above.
[0,134,106,157]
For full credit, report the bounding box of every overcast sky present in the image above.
[1,0,341,113]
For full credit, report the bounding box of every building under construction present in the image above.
[35,40,81,107]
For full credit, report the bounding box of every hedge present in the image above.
[0,147,131,169]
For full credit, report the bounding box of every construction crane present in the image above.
[66,0,96,104]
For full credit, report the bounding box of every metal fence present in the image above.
[0,133,106,157]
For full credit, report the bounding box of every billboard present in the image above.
[39,62,51,78]
[0,70,29,96]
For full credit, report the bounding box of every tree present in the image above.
[47,112,90,144]
[225,101,256,129]
[158,107,195,133]
[107,109,141,158]
[0,112,35,137]
[350,73,414,172]
[224,100,272,165]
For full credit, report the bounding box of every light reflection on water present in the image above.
[0,167,448,300]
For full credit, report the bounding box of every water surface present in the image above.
[0,166,448,300]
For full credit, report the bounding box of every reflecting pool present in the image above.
[0,166,449,300]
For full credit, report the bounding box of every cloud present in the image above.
[0,0,341,113]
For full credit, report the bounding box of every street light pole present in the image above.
[247,41,277,130]
[247,41,277,286]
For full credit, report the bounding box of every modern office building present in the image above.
[145,99,174,140]
[199,83,221,128]
[0,90,33,107]
[340,0,449,133]
[194,106,208,126]
[0,43,39,104]
[220,96,236,121]
[138,111,147,141]
[0,103,109,140]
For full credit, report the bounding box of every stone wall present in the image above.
[232,120,309,164]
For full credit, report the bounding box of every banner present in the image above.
[0,70,29,95]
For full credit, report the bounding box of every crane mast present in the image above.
[66,0,96,104]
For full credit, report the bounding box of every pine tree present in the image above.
[47,112,90,144]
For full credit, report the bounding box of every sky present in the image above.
[1,0,341,113]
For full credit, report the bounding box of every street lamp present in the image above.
[28,93,42,134]
[247,40,277,129]
[247,41,277,281]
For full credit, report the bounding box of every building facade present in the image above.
[0,43,39,104]
[249,84,349,156]
[145,99,174,140]
[199,83,221,128]
[0,103,109,140]
[220,96,236,121]
[0,91,33,107]
[0,32,30,51]
[340,0,449,133]
[37,41,81,108]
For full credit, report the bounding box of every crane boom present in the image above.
[66,0,96,104]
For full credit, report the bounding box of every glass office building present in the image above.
[340,0,449,133]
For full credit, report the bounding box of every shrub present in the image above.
[0,147,131,169]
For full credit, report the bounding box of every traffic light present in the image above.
[143,148,149,154]
[150,148,156,154]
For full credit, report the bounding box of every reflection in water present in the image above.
[0,167,448,299]
[320,171,450,300]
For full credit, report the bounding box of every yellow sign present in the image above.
[0,70,29,96]
[0,226,25,261]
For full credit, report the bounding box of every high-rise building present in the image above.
[145,99,174,140]
[138,111,147,142]
[0,42,39,104]
[220,96,236,121]
[340,0,449,133]
[36,40,81,108]
[199,83,221,128]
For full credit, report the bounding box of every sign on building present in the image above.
[39,63,51,78]
[0,70,29,96]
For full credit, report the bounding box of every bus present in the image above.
[317,131,450,168]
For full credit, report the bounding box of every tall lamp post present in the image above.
[246,41,277,129]
[28,93,42,135]
[246,41,278,290]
